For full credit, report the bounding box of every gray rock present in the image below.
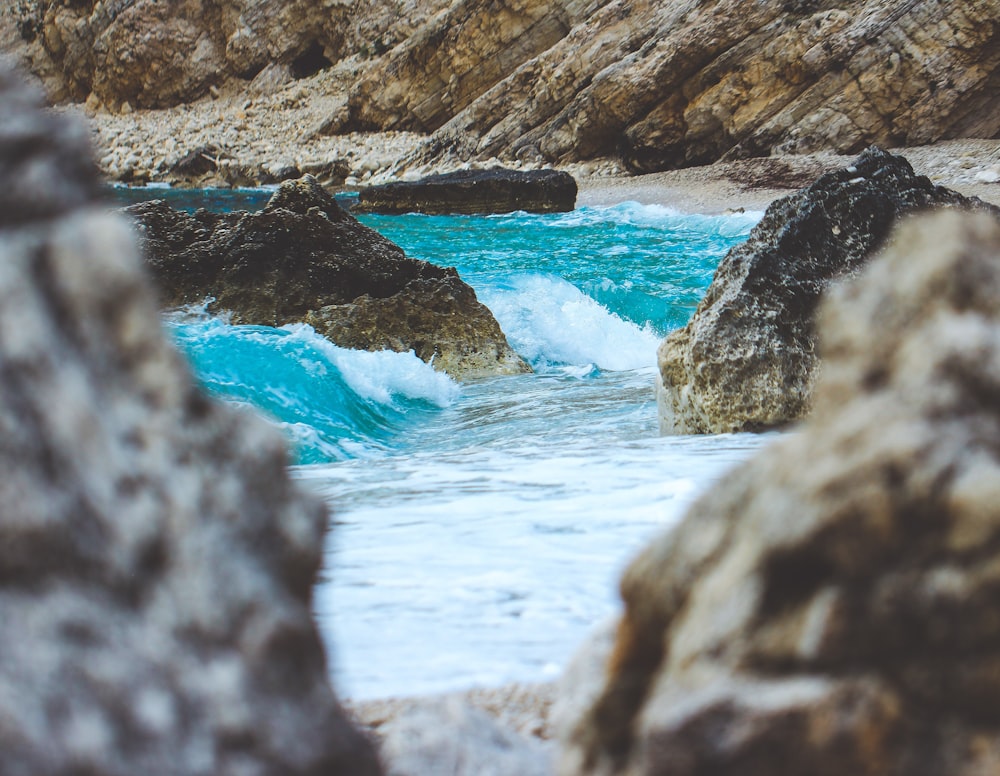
[0,64,379,775]
[658,146,1000,434]
[561,209,1000,776]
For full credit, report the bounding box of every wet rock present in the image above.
[0,65,379,775]
[657,146,1000,434]
[127,175,529,379]
[560,209,1000,776]
[354,168,577,215]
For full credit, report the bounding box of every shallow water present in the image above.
[124,189,772,698]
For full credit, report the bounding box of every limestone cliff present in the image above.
[0,0,449,108]
[4,0,999,172]
[339,0,1000,171]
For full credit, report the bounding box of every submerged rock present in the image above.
[658,146,1000,434]
[561,209,1000,776]
[127,176,529,379]
[355,168,577,215]
[0,65,379,774]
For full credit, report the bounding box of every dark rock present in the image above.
[354,168,577,215]
[657,146,1000,434]
[127,175,529,379]
[561,209,1000,776]
[169,143,223,179]
[0,64,379,775]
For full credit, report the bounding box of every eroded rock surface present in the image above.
[0,0,450,108]
[342,0,1000,172]
[561,209,1000,776]
[658,146,999,435]
[127,176,529,379]
[0,65,379,775]
[7,1,1000,173]
[355,168,577,215]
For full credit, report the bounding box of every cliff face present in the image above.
[0,0,450,108]
[5,0,999,172]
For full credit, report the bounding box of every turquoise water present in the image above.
[160,202,762,464]
[121,188,773,697]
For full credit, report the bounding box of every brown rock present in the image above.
[0,63,379,775]
[338,0,1000,172]
[2,0,450,108]
[657,146,1000,435]
[559,209,1000,776]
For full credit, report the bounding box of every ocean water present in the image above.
[134,191,774,699]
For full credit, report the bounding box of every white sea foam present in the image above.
[304,427,774,699]
[281,323,459,407]
[480,275,661,371]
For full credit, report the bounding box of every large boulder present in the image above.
[0,65,379,774]
[559,209,1000,776]
[126,176,529,380]
[657,146,999,435]
[354,168,577,215]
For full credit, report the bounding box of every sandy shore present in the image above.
[574,141,1000,212]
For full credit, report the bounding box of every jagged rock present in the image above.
[560,209,1000,776]
[657,146,1000,435]
[127,175,529,379]
[355,168,577,215]
[0,0,450,107]
[337,0,1000,172]
[9,2,1000,170]
[0,64,379,775]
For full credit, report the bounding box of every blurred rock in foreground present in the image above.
[0,64,379,775]
[562,210,1000,776]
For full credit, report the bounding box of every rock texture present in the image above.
[355,168,577,215]
[0,0,449,108]
[127,176,529,379]
[340,0,1000,172]
[0,65,379,775]
[561,208,1000,776]
[657,146,1000,435]
[7,1,1000,173]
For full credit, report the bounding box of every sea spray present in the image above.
[165,314,457,463]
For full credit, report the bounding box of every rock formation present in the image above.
[335,0,1000,172]
[7,1,1000,173]
[355,168,577,215]
[0,65,379,774]
[561,208,1000,775]
[127,176,530,379]
[657,146,1000,435]
[0,0,450,108]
